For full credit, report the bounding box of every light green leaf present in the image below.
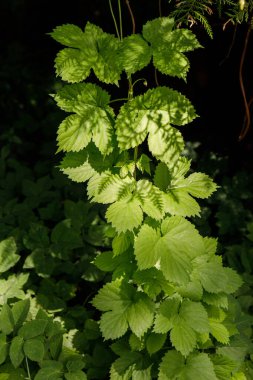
[115,87,196,152]
[54,48,91,83]
[0,237,20,273]
[170,320,197,356]
[182,353,217,380]
[0,274,29,305]
[9,336,24,368]
[146,333,167,355]
[142,18,175,45]
[195,260,234,294]
[50,24,85,48]
[211,355,237,380]
[0,333,8,365]
[106,197,143,232]
[112,232,133,256]
[127,293,155,338]
[153,297,181,334]
[111,352,141,378]
[57,114,92,152]
[209,320,230,344]
[23,338,45,362]
[0,304,14,335]
[136,180,165,220]
[203,237,218,256]
[164,190,201,217]
[154,162,171,191]
[136,154,151,175]
[12,299,30,330]
[158,349,185,380]
[153,49,189,80]
[171,172,218,199]
[18,319,48,340]
[179,300,209,334]
[92,278,131,312]
[100,310,128,340]
[133,268,172,299]
[120,34,151,75]
[203,292,228,309]
[87,172,134,204]
[176,281,203,301]
[134,224,161,269]
[222,268,243,294]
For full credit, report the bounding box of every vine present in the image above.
[49,2,249,378]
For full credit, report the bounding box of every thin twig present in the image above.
[109,0,120,39]
[118,0,123,40]
[125,0,136,34]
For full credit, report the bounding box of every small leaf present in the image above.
[12,299,30,330]
[10,336,24,368]
[23,338,45,362]
[18,319,48,340]
[100,310,128,340]
[49,334,63,360]
[0,304,15,335]
[179,300,209,334]
[120,34,151,75]
[209,320,230,344]
[0,237,20,273]
[127,293,155,338]
[54,48,91,83]
[134,224,160,269]
[158,350,185,380]
[50,24,85,48]
[106,197,143,232]
[112,232,133,256]
[170,320,197,356]
[146,333,167,355]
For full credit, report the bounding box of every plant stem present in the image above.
[109,0,120,39]
[125,0,136,33]
[25,357,32,380]
[118,0,123,40]
[109,97,129,104]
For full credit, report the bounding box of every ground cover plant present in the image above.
[0,1,253,379]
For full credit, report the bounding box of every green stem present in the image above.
[109,97,129,104]
[109,0,120,39]
[25,357,32,380]
[118,0,123,40]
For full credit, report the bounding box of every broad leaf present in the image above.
[170,320,197,356]
[23,338,45,362]
[106,197,143,232]
[136,180,165,220]
[134,224,161,269]
[158,350,185,380]
[54,48,91,83]
[120,34,151,76]
[182,353,217,380]
[146,333,167,355]
[179,300,209,334]
[50,24,86,48]
[127,293,155,338]
[18,319,48,340]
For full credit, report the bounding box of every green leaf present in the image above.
[65,372,87,380]
[154,297,181,334]
[0,304,14,335]
[92,278,131,312]
[49,334,63,360]
[51,219,83,251]
[115,87,196,155]
[0,237,20,273]
[174,172,217,198]
[106,197,143,233]
[133,268,172,298]
[120,34,151,76]
[34,361,63,380]
[23,338,45,362]
[211,355,237,380]
[146,333,167,355]
[100,310,128,340]
[54,48,91,83]
[134,224,160,269]
[170,320,197,356]
[158,350,185,380]
[0,334,8,365]
[182,353,217,380]
[0,274,29,305]
[164,190,201,217]
[136,154,151,175]
[154,162,171,191]
[18,319,48,340]
[50,24,86,48]
[179,300,209,334]
[176,281,203,301]
[127,293,155,338]
[143,18,201,80]
[136,180,165,220]
[222,268,243,294]
[9,336,24,368]
[209,320,230,344]
[12,299,30,330]
[57,114,92,152]
[112,232,133,256]
[203,292,228,309]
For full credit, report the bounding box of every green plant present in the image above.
[48,3,251,378]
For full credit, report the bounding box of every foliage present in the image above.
[46,13,250,379]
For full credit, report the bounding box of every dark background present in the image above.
[1,0,253,174]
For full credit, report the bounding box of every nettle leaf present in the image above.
[143,17,202,80]
[56,83,114,155]
[115,87,196,159]
[92,279,155,339]
[106,197,143,233]
[120,34,151,76]
[60,144,115,183]
[0,237,20,273]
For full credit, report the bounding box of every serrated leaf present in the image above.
[134,224,161,269]
[92,278,130,312]
[50,24,85,48]
[179,300,209,334]
[136,154,151,175]
[171,172,218,199]
[146,333,167,355]
[143,17,201,80]
[211,354,237,380]
[136,180,165,220]
[0,333,8,365]
[203,292,228,309]
[9,336,24,368]
[18,319,48,339]
[133,268,172,299]
[23,338,45,362]
[127,293,155,338]
[120,34,151,76]
[115,87,196,153]
[164,190,201,217]
[209,320,230,344]
[182,353,217,380]
[129,334,144,352]
[222,268,243,294]
[112,232,132,256]
[154,162,171,191]
[176,280,203,301]
[106,197,143,232]
[0,237,20,273]
[170,320,197,356]
[54,48,91,83]
[0,304,14,335]
[100,310,128,340]
[153,297,181,334]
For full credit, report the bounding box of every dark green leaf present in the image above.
[9,336,24,368]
